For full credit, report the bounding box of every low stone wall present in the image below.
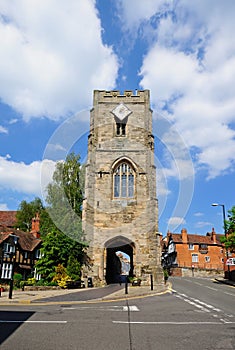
[24,286,61,291]
[170,267,224,278]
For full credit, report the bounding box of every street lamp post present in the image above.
[211,203,230,279]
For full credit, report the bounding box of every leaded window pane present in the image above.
[114,174,120,197]
[121,174,127,197]
[128,173,134,197]
[113,162,135,198]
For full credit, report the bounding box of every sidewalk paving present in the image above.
[0,283,170,305]
[214,278,235,287]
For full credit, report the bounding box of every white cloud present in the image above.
[194,212,203,217]
[117,0,169,30]
[194,221,212,229]
[168,216,186,227]
[0,155,55,197]
[0,203,9,210]
[9,118,18,124]
[0,125,8,133]
[0,0,118,120]
[121,0,235,179]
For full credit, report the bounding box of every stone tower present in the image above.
[82,90,163,285]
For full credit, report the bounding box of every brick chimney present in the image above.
[211,227,217,244]
[181,228,188,244]
[167,230,171,244]
[31,213,40,238]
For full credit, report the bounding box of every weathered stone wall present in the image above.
[82,90,163,285]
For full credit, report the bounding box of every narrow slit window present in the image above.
[116,123,126,136]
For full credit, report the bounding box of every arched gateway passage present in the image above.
[105,236,134,284]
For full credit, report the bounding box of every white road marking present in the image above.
[113,321,235,325]
[123,305,139,312]
[62,305,139,312]
[193,298,221,312]
[220,319,235,324]
[174,293,210,312]
[224,292,235,296]
[205,286,218,291]
[194,282,203,286]
[0,320,67,324]
[172,289,223,313]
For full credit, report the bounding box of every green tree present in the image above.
[35,229,84,281]
[221,206,235,251]
[15,197,56,238]
[46,152,84,241]
[66,255,81,281]
[16,153,87,281]
[15,197,44,232]
[35,152,86,281]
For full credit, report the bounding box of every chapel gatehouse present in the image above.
[82,90,163,286]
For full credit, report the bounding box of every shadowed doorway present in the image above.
[105,236,134,284]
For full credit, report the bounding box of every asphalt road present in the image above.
[0,277,234,350]
[34,283,124,302]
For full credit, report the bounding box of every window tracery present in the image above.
[113,162,135,198]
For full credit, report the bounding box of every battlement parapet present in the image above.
[94,90,150,104]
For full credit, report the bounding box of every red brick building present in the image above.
[162,228,226,276]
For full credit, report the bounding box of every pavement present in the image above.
[0,282,171,305]
[214,277,235,287]
[1,278,234,305]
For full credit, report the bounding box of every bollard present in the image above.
[125,276,128,294]
[150,274,153,291]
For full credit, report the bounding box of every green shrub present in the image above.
[52,264,71,288]
[20,280,26,290]
[13,273,23,288]
[27,277,36,286]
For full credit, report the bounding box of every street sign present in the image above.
[226,258,235,266]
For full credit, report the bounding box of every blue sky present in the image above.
[0,0,235,236]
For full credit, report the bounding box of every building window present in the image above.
[188,244,194,250]
[205,256,210,262]
[200,244,208,250]
[3,243,15,254]
[114,163,135,198]
[35,249,42,259]
[192,254,198,263]
[116,123,126,136]
[1,263,13,279]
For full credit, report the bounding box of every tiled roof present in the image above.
[0,224,41,251]
[170,233,223,246]
[0,211,17,227]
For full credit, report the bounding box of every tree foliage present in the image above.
[45,152,84,242]
[66,255,81,281]
[16,152,86,282]
[15,197,56,238]
[35,229,84,281]
[15,197,44,232]
[220,206,235,251]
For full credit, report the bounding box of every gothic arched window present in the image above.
[113,163,135,198]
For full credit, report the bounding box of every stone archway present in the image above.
[104,236,134,284]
